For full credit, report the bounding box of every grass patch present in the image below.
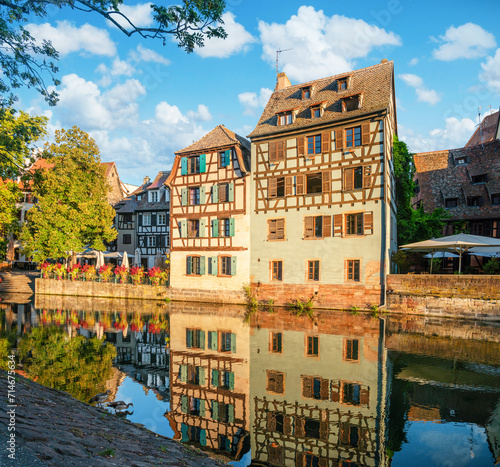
[287,297,314,317]
[98,448,115,458]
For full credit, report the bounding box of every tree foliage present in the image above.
[21,126,117,262]
[0,0,227,105]
[393,135,448,246]
[0,180,20,257]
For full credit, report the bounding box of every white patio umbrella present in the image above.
[96,251,104,270]
[135,248,141,267]
[468,247,500,258]
[402,233,500,274]
[122,251,130,269]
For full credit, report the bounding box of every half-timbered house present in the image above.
[166,125,251,301]
[248,60,398,308]
[134,171,170,269]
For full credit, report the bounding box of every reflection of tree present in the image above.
[17,326,116,403]
[0,310,17,370]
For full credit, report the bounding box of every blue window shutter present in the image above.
[200,154,206,173]
[186,256,192,275]
[181,423,188,442]
[211,257,218,275]
[200,186,206,204]
[228,182,234,202]
[228,404,234,423]
[230,256,237,276]
[212,219,219,237]
[181,157,187,175]
[200,400,206,417]
[200,330,206,349]
[211,330,218,349]
[212,369,219,387]
[212,184,218,203]
[231,333,236,353]
[181,394,188,413]
[199,256,206,275]
[225,149,231,166]
[200,219,206,237]
[229,218,235,237]
[198,367,205,385]
[228,372,235,390]
[181,188,188,206]
[200,429,207,446]
[212,401,219,420]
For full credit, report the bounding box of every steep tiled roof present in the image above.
[176,125,251,155]
[465,111,499,147]
[147,171,170,189]
[248,60,394,139]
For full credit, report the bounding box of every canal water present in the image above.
[1,293,499,466]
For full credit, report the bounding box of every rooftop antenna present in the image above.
[276,48,292,79]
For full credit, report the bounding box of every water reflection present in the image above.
[1,293,499,466]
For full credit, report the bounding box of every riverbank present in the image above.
[0,371,222,466]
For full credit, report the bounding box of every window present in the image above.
[219,218,230,237]
[344,166,364,190]
[220,256,232,276]
[189,187,200,205]
[346,213,363,235]
[311,106,322,118]
[267,370,285,394]
[157,213,166,225]
[143,213,151,226]
[345,339,359,361]
[306,173,322,194]
[445,198,458,208]
[307,135,322,154]
[338,78,348,90]
[189,155,200,174]
[147,236,156,247]
[270,332,283,353]
[347,259,360,282]
[188,220,199,238]
[219,183,229,202]
[471,174,487,184]
[268,219,285,240]
[301,87,311,99]
[219,435,232,453]
[268,177,287,198]
[187,256,201,275]
[216,402,234,423]
[492,194,500,205]
[219,149,231,168]
[456,157,467,165]
[187,365,202,385]
[304,216,324,238]
[150,191,158,203]
[271,260,283,281]
[220,331,235,352]
[342,383,361,405]
[342,94,361,112]
[278,112,293,125]
[123,234,131,244]
[467,196,481,206]
[302,376,328,400]
[345,126,361,147]
[306,336,319,356]
[269,141,285,162]
[119,213,133,229]
[186,329,204,348]
[307,260,320,281]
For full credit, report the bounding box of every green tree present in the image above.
[0,0,227,106]
[21,126,117,262]
[393,135,448,246]
[0,181,20,258]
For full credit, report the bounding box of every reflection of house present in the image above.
[249,311,387,466]
[248,60,397,308]
[166,125,251,301]
[166,308,250,462]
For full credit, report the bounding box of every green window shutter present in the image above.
[200,429,207,446]
[212,184,218,203]
[186,256,192,275]
[228,182,234,202]
[231,333,237,353]
[212,369,219,387]
[200,219,206,237]
[200,186,206,204]
[181,423,188,442]
[138,214,142,226]
[225,149,231,166]
[229,218,235,237]
[180,220,187,238]
[228,404,234,423]
[200,154,206,173]
[212,219,219,237]
[211,331,218,349]
[200,330,206,349]
[200,256,206,275]
[212,401,219,421]
[225,437,231,452]
[230,256,237,276]
[198,367,206,385]
[180,364,188,382]
[228,372,235,390]
[186,329,193,348]
[181,157,187,175]
[181,188,188,206]
[200,400,206,417]
[181,394,188,413]
[151,213,157,226]
[210,256,218,275]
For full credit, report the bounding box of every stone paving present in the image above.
[0,371,223,466]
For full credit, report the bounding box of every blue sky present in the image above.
[16,0,500,185]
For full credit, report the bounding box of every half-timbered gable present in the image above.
[166,125,251,296]
[248,60,397,308]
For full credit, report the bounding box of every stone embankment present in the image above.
[0,371,222,466]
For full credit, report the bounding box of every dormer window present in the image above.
[301,87,311,99]
[445,198,458,208]
[338,78,348,91]
[149,190,158,203]
[456,157,467,165]
[471,174,487,184]
[467,196,481,206]
[309,101,326,119]
[341,93,363,112]
[492,193,500,205]
[278,113,293,125]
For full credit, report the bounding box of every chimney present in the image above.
[275,72,292,91]
[381,58,388,63]
[143,176,150,185]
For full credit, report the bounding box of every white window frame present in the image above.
[158,213,166,225]
[148,236,156,247]
[143,214,151,226]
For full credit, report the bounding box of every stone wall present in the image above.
[386,274,500,319]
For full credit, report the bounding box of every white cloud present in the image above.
[480,49,500,92]
[398,73,441,105]
[187,104,212,122]
[96,58,136,77]
[258,6,401,82]
[432,23,496,61]
[195,12,257,58]
[409,57,419,66]
[238,88,273,115]
[26,21,116,57]
[108,3,154,29]
[154,102,189,127]
[129,45,170,65]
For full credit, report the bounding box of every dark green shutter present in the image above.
[230,256,237,276]
[151,214,157,226]
[198,367,205,385]
[181,423,188,442]
[212,219,219,237]
[200,154,206,173]
[212,369,219,387]
[200,400,206,417]
[229,218,235,237]
[210,330,218,349]
[228,182,234,202]
[228,372,235,390]
[200,429,207,446]
[186,330,192,348]
[225,149,231,166]
[138,214,142,226]
[181,394,188,413]
[200,256,206,275]
[186,256,192,275]
[212,185,218,203]
[212,401,219,420]
[181,157,187,175]
[228,404,234,423]
[200,330,206,349]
